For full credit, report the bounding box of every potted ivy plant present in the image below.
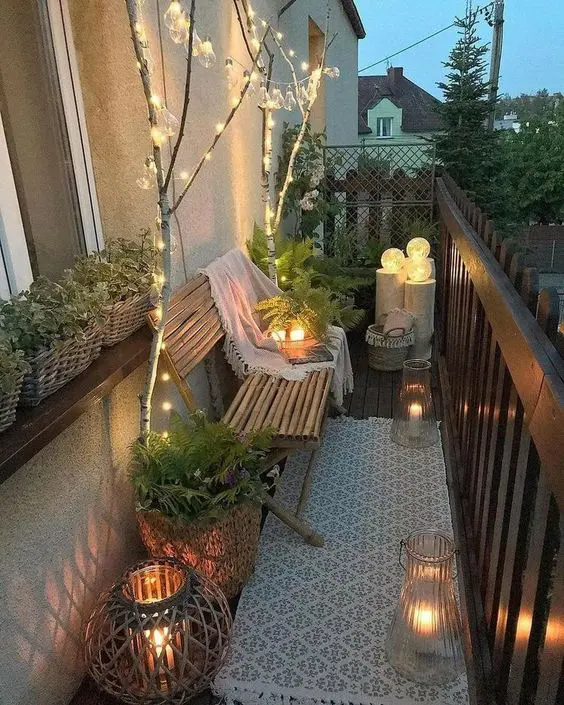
[131,410,273,599]
[0,277,106,406]
[0,340,29,432]
[69,230,158,346]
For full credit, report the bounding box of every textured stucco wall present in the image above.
[0,367,146,705]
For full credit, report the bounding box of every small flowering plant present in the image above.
[131,410,273,523]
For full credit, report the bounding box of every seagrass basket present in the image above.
[365,324,415,372]
[137,501,262,600]
[20,325,103,406]
[102,291,152,347]
[0,372,24,433]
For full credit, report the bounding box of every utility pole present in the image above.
[487,0,504,130]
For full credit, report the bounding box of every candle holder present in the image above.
[85,557,232,704]
[386,531,465,684]
[390,359,439,448]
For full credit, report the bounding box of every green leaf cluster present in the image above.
[0,339,29,396]
[131,411,274,523]
[0,277,107,358]
[67,230,159,303]
[255,270,365,341]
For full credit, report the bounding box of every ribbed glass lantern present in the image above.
[85,558,232,704]
[386,531,465,684]
[390,359,439,448]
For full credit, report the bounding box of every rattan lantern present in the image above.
[85,558,232,704]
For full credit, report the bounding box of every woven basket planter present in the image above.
[20,325,103,406]
[102,291,152,347]
[0,373,24,433]
[137,501,262,600]
[365,324,415,372]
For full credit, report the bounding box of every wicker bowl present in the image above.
[365,324,415,372]
[137,501,262,600]
[0,372,24,433]
[19,325,103,406]
[102,291,152,347]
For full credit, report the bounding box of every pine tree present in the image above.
[436,9,497,204]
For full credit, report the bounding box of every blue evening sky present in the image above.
[355,1,564,99]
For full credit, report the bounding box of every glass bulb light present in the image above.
[164,1,183,29]
[323,66,340,79]
[298,84,309,106]
[198,36,216,68]
[381,248,405,273]
[283,88,297,111]
[243,70,256,96]
[258,82,270,109]
[407,257,433,282]
[169,11,190,44]
[188,28,203,56]
[136,157,157,190]
[406,237,431,260]
[225,57,238,89]
[271,86,284,110]
[158,107,180,137]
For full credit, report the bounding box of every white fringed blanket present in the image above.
[202,249,353,406]
[214,418,469,705]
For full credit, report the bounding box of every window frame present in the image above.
[376,116,393,138]
[0,0,103,297]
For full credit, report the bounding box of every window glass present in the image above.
[377,117,393,137]
[0,0,86,282]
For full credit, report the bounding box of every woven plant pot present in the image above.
[137,501,262,600]
[20,325,103,406]
[365,324,415,372]
[102,291,152,347]
[0,372,24,433]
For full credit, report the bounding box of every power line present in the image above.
[358,1,495,74]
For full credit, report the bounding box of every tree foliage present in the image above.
[496,89,562,123]
[435,11,497,205]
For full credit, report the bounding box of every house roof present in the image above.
[340,0,366,39]
[358,68,443,134]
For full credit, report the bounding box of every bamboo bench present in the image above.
[151,272,337,546]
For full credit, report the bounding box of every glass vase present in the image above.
[390,359,439,448]
[386,531,465,684]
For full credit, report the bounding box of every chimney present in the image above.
[387,66,403,89]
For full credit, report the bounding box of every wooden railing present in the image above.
[435,177,564,705]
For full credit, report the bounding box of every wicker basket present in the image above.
[20,325,103,406]
[102,291,152,347]
[0,372,24,433]
[365,324,415,372]
[137,501,262,599]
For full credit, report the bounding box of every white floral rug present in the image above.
[214,417,469,705]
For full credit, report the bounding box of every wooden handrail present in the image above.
[436,178,564,509]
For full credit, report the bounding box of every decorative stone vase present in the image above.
[137,501,262,600]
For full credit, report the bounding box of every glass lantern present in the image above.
[386,531,465,684]
[390,359,439,448]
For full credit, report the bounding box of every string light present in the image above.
[215,122,225,134]
[161,372,171,381]
[301,61,309,72]
[198,36,216,68]
[225,57,238,89]
[288,49,295,57]
[162,401,172,411]
[162,431,169,439]
[179,170,189,179]
[136,156,157,189]
[151,125,166,146]
[204,152,212,160]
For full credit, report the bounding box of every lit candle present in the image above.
[146,626,173,690]
[413,603,435,637]
[408,401,423,437]
[289,327,305,342]
[271,329,286,342]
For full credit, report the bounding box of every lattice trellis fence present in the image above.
[322,142,436,258]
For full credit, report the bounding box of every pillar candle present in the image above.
[375,268,407,325]
[404,279,436,360]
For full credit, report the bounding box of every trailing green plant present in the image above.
[0,339,29,395]
[0,277,107,358]
[68,230,159,303]
[255,271,365,341]
[131,410,273,524]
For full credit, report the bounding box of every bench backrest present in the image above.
[149,273,224,408]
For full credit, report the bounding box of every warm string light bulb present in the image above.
[283,88,297,111]
[301,61,309,72]
[136,156,157,190]
[224,57,238,89]
[158,106,180,137]
[323,66,341,79]
[198,36,216,68]
[162,401,172,411]
[381,248,405,273]
[215,122,225,134]
[258,82,270,109]
[151,125,166,146]
[243,70,256,96]
[270,86,284,109]
[406,237,431,260]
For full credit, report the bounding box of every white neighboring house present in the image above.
[494,112,521,133]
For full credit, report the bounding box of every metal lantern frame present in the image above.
[85,557,232,704]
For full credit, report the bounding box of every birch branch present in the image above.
[268,27,305,118]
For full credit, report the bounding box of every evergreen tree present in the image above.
[436,9,498,205]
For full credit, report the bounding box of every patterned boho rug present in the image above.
[214,417,469,705]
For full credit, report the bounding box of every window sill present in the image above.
[0,326,152,484]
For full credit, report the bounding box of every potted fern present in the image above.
[131,410,273,599]
[0,340,29,432]
[255,271,365,344]
[69,231,158,346]
[0,277,106,406]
